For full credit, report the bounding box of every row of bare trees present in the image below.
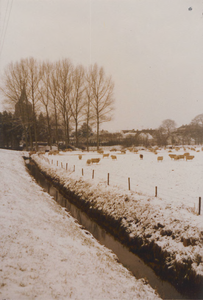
[1,57,114,150]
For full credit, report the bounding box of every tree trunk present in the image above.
[97,115,99,150]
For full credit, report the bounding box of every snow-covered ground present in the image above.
[31,146,203,297]
[0,149,160,299]
[44,146,203,216]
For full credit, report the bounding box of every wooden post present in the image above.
[92,170,94,179]
[66,163,68,171]
[128,177,130,190]
[107,173,110,185]
[199,197,201,215]
[57,161,58,167]
[61,162,63,168]
[155,186,157,197]
[73,165,75,172]
[56,190,58,201]
[52,160,53,164]
[82,168,84,176]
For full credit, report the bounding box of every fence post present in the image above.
[128,177,130,190]
[82,168,84,176]
[73,165,75,172]
[61,162,63,168]
[92,170,94,179]
[199,197,201,215]
[66,163,68,171]
[107,173,110,185]
[57,161,58,167]
[56,190,58,201]
[155,186,157,197]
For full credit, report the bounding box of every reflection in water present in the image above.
[26,160,186,299]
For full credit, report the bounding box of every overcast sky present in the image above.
[0,0,203,132]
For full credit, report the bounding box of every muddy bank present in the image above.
[30,158,203,299]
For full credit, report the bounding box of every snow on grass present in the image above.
[0,149,160,299]
[33,146,203,279]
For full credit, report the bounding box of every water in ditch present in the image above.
[26,159,187,299]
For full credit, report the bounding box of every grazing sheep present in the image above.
[175,155,184,160]
[103,153,109,158]
[91,158,101,164]
[157,156,163,162]
[140,154,143,160]
[186,155,195,161]
[86,159,91,165]
[120,150,126,154]
[184,153,190,158]
[169,154,176,160]
[78,154,82,160]
[97,149,104,154]
[111,155,117,160]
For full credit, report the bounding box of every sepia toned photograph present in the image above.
[0,1,203,299]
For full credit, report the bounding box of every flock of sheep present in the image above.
[31,145,199,166]
[75,146,197,165]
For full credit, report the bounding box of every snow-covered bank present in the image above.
[0,149,160,300]
[32,148,203,298]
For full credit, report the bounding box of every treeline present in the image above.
[1,57,114,150]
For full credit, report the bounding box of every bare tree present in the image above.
[89,63,114,150]
[190,114,203,144]
[158,119,177,145]
[39,61,53,149]
[70,65,85,147]
[84,67,95,151]
[25,57,43,151]
[1,59,33,150]
[49,62,60,149]
[56,59,73,148]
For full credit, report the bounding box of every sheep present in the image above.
[175,155,184,160]
[111,155,117,160]
[157,156,163,162]
[97,149,104,154]
[120,149,126,154]
[184,152,190,157]
[169,154,176,160]
[139,154,143,160]
[91,158,101,164]
[186,155,195,161]
[103,153,109,158]
[86,159,91,165]
[78,154,82,160]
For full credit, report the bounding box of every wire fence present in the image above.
[40,153,202,215]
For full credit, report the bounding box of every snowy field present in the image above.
[31,145,203,297]
[44,146,203,216]
[0,149,160,299]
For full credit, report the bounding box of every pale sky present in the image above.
[0,0,203,132]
